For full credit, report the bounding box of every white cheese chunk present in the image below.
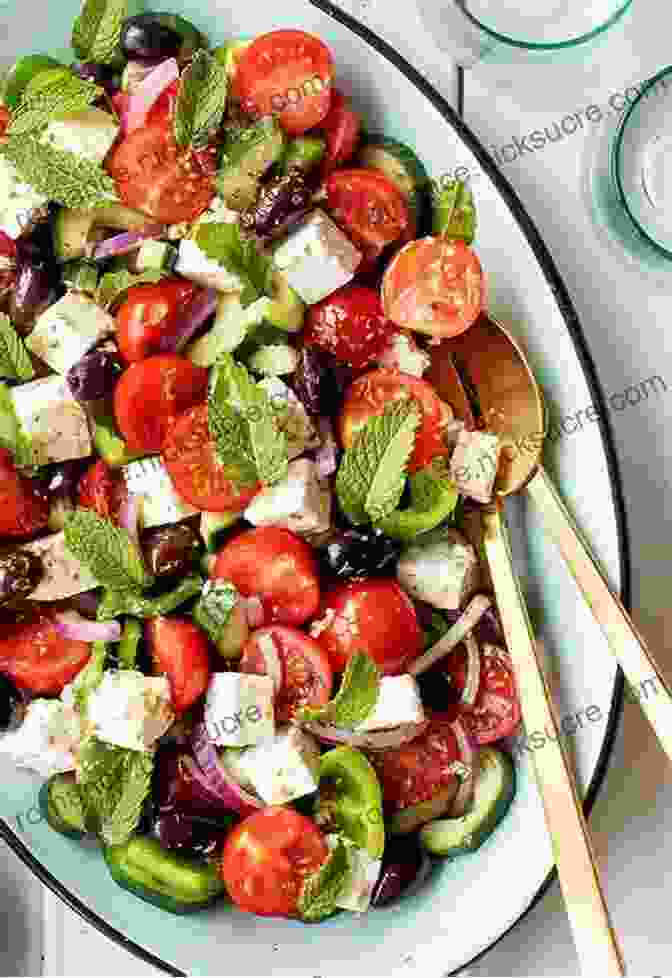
[122,456,199,529]
[272,209,361,304]
[204,673,275,747]
[0,699,82,777]
[26,292,115,375]
[448,428,502,504]
[176,238,244,293]
[244,458,331,536]
[41,108,120,164]
[10,374,91,465]
[87,671,174,752]
[236,726,320,805]
[0,155,49,239]
[397,528,481,611]
[326,835,382,914]
[258,377,319,459]
[355,675,425,732]
[195,196,239,227]
[24,531,99,601]
[377,331,431,377]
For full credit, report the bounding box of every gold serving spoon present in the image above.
[429,319,625,976]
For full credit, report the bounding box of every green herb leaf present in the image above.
[8,70,101,136]
[209,353,288,486]
[77,737,153,846]
[0,136,118,210]
[64,509,153,596]
[118,618,142,669]
[192,580,238,645]
[431,179,477,244]
[299,653,380,728]
[72,640,108,713]
[195,223,273,307]
[0,382,33,468]
[96,574,203,621]
[96,267,164,310]
[0,314,34,382]
[72,0,129,65]
[375,459,460,540]
[297,838,350,922]
[174,50,228,150]
[336,400,420,525]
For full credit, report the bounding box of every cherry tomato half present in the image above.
[382,237,484,339]
[310,577,422,675]
[162,403,260,513]
[0,447,49,540]
[240,625,333,724]
[116,279,197,363]
[448,645,521,745]
[0,609,91,695]
[212,527,321,627]
[113,354,209,455]
[326,168,410,253]
[304,286,394,370]
[338,368,452,473]
[233,30,334,136]
[146,617,211,715]
[220,806,329,916]
[318,89,361,177]
[77,459,127,524]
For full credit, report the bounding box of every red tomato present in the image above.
[116,279,198,362]
[0,448,49,540]
[219,806,329,916]
[0,105,11,137]
[233,30,334,136]
[162,403,260,513]
[106,123,215,224]
[326,169,410,252]
[146,79,179,126]
[339,368,451,473]
[240,625,333,724]
[448,645,521,745]
[146,617,211,715]
[369,713,460,810]
[318,89,361,177]
[304,286,395,370]
[113,354,209,455]
[310,578,422,675]
[0,230,17,298]
[77,459,127,524]
[212,527,320,627]
[382,237,484,339]
[0,610,91,695]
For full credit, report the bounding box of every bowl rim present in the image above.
[0,1,628,974]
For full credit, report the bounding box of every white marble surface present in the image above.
[6,0,672,975]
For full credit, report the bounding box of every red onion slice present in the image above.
[54,611,121,643]
[460,633,481,708]
[241,595,265,629]
[315,416,338,478]
[191,722,261,816]
[305,718,429,751]
[127,57,179,133]
[92,227,165,261]
[409,594,493,676]
[118,493,140,546]
[157,288,218,354]
[450,715,477,817]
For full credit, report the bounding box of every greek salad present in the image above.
[0,2,521,920]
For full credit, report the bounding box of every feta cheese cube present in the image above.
[397,528,481,611]
[244,458,331,536]
[355,675,425,732]
[175,238,244,292]
[377,332,431,377]
[0,699,82,777]
[204,673,275,747]
[10,374,91,465]
[258,377,319,459]
[449,428,502,504]
[87,671,174,752]
[0,155,49,239]
[326,836,382,913]
[272,209,361,304]
[41,108,120,164]
[122,456,199,529]
[236,726,320,805]
[24,531,99,601]
[26,292,115,375]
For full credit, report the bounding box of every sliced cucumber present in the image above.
[92,408,143,468]
[420,748,515,857]
[61,260,99,295]
[93,203,156,231]
[39,772,88,839]
[247,343,298,377]
[376,464,459,542]
[265,270,305,332]
[280,136,326,175]
[213,39,253,78]
[187,292,266,366]
[387,782,459,836]
[357,136,430,233]
[431,179,477,244]
[217,118,286,211]
[135,240,178,275]
[53,209,95,262]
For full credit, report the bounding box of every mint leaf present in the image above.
[118,618,142,669]
[174,50,228,150]
[72,640,108,713]
[77,737,153,846]
[72,0,129,65]
[9,70,101,136]
[96,267,164,310]
[432,179,477,244]
[0,136,118,210]
[0,382,33,468]
[336,400,420,525]
[0,314,34,381]
[64,509,153,595]
[297,838,350,922]
[209,353,288,486]
[299,653,380,728]
[192,580,238,645]
[195,223,273,307]
[96,574,203,620]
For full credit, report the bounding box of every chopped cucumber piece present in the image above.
[247,343,298,377]
[431,179,477,244]
[213,39,253,77]
[187,292,266,366]
[265,270,305,332]
[53,209,95,262]
[135,240,178,274]
[419,748,515,856]
[200,510,242,553]
[61,260,99,295]
[118,618,142,670]
[39,772,87,839]
[357,136,430,233]
[280,136,326,175]
[217,118,286,211]
[93,203,156,231]
[388,783,459,835]
[376,464,459,542]
[92,408,143,468]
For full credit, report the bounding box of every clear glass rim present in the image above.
[459,0,633,50]
[612,64,672,260]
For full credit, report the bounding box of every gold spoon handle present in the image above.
[482,504,625,977]
[527,465,672,758]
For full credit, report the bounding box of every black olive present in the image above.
[66,348,123,402]
[320,529,401,579]
[71,61,121,94]
[370,835,432,908]
[142,525,200,579]
[0,674,19,730]
[120,14,183,63]
[292,347,353,417]
[0,550,43,607]
[240,171,312,238]
[69,589,102,620]
[9,262,55,332]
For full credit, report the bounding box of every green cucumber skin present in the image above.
[217,120,286,211]
[357,136,430,233]
[317,746,385,859]
[387,782,459,836]
[39,775,88,840]
[419,749,516,857]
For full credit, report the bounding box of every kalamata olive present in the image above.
[321,529,401,579]
[153,745,226,816]
[69,589,102,620]
[120,14,183,62]
[71,61,120,94]
[292,347,353,418]
[0,674,20,730]
[9,262,55,332]
[66,348,123,402]
[46,460,87,501]
[415,665,458,712]
[240,171,312,238]
[151,811,232,857]
[142,524,200,579]
[370,835,432,908]
[0,550,43,607]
